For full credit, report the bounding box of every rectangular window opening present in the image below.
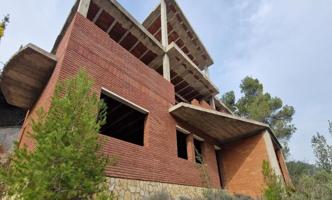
[176,130,188,159]
[194,139,203,164]
[215,149,224,188]
[99,91,147,146]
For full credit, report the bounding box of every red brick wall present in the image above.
[191,99,213,110]
[176,119,222,188]
[220,132,268,197]
[18,13,223,188]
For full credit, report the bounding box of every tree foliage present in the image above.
[0,71,115,200]
[264,122,332,200]
[0,15,9,40]
[311,121,332,172]
[286,161,316,186]
[221,76,296,141]
[262,160,287,200]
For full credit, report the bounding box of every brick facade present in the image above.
[19,13,223,188]
[220,132,268,197]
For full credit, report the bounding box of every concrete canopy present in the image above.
[169,103,273,144]
[1,44,57,109]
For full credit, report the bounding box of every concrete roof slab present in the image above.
[1,44,56,109]
[169,103,270,143]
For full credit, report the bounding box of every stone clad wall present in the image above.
[108,177,210,200]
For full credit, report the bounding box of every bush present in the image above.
[146,191,173,200]
[287,170,332,200]
[262,160,287,200]
[197,190,254,200]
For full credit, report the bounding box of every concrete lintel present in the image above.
[101,87,149,114]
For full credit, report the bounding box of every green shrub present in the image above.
[146,191,173,200]
[196,190,254,200]
[262,160,288,200]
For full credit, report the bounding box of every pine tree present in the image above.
[222,76,296,141]
[0,15,9,40]
[0,70,115,200]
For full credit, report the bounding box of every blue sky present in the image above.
[1,0,331,163]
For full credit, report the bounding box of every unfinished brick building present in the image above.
[0,0,291,198]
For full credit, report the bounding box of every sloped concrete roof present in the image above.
[170,102,281,148]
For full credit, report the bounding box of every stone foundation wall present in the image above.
[108,177,213,200]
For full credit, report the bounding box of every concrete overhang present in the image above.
[143,0,214,70]
[169,103,281,148]
[0,44,57,109]
[167,42,218,101]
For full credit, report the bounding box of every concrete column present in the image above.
[161,0,171,81]
[163,54,171,81]
[263,131,283,177]
[161,0,169,47]
[210,97,216,109]
[78,0,91,17]
[204,66,210,78]
[186,134,195,163]
[276,149,292,185]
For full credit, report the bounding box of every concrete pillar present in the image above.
[161,0,169,47]
[163,54,171,81]
[276,149,292,185]
[204,66,210,78]
[186,134,195,163]
[263,131,283,177]
[78,0,91,17]
[161,0,171,81]
[210,97,216,109]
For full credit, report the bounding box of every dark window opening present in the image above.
[176,130,188,159]
[0,91,26,126]
[100,92,147,146]
[194,139,203,164]
[215,150,224,188]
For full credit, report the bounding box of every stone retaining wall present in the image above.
[108,177,213,200]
